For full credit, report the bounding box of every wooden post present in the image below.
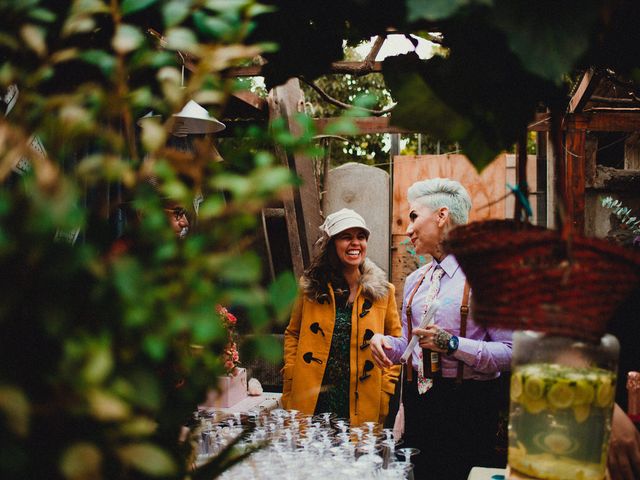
[268,79,322,274]
[565,116,587,234]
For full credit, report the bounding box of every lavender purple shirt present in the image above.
[385,255,513,380]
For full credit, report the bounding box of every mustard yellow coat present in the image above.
[282,260,401,426]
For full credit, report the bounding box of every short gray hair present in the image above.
[407,178,472,225]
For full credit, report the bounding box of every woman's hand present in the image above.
[414,325,451,353]
[370,333,394,369]
[608,403,640,480]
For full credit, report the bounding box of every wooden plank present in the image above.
[270,79,322,267]
[568,68,599,113]
[528,112,552,132]
[315,110,640,136]
[224,61,384,78]
[589,166,640,192]
[624,132,640,169]
[536,132,548,227]
[581,112,640,132]
[314,116,411,135]
[564,119,586,234]
[266,89,305,280]
[584,136,598,187]
[230,90,267,112]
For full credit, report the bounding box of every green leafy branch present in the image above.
[601,196,640,236]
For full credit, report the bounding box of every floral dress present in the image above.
[314,304,352,419]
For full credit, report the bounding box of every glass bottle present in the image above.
[422,348,441,378]
[508,331,619,480]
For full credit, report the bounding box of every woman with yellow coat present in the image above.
[283,209,401,425]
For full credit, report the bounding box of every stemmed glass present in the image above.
[396,448,420,480]
[380,428,397,469]
[396,447,420,463]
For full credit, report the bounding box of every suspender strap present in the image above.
[456,280,470,384]
[404,265,433,381]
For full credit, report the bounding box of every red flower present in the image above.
[217,305,240,374]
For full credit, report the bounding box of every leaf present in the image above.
[78,50,116,77]
[20,24,47,57]
[199,195,225,218]
[87,389,131,421]
[121,0,159,16]
[193,313,225,342]
[0,386,30,437]
[70,0,110,15]
[384,54,498,169]
[324,117,360,136]
[140,118,167,153]
[112,24,144,55]
[62,14,96,37]
[82,344,114,384]
[163,0,192,28]
[192,10,233,39]
[252,166,294,195]
[119,416,158,437]
[28,8,57,23]
[384,57,469,137]
[60,443,102,480]
[268,271,297,322]
[203,0,252,12]
[492,0,600,83]
[143,336,167,361]
[247,3,277,17]
[219,253,261,283]
[165,27,198,53]
[117,443,177,477]
[407,0,489,22]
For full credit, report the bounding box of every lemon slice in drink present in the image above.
[573,379,595,406]
[547,381,575,409]
[524,375,545,401]
[511,372,523,402]
[523,396,548,414]
[573,404,591,423]
[596,379,614,408]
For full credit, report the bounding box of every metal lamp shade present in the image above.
[136,110,162,127]
[170,100,226,136]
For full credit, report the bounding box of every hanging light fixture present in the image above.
[169,100,226,136]
[136,110,162,127]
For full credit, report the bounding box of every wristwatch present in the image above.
[447,335,459,355]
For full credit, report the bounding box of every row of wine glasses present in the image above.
[192,408,420,479]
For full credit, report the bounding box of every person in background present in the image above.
[283,208,401,425]
[607,286,640,480]
[370,178,512,480]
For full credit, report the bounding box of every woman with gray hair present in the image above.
[371,178,513,479]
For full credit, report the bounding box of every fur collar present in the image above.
[300,259,390,301]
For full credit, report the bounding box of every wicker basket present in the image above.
[443,219,640,343]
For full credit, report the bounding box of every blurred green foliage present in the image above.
[0,1,303,479]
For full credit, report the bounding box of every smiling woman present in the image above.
[282,208,402,425]
[333,227,368,270]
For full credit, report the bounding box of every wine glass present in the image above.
[396,448,420,480]
[396,447,420,464]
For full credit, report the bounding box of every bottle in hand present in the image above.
[422,348,441,378]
